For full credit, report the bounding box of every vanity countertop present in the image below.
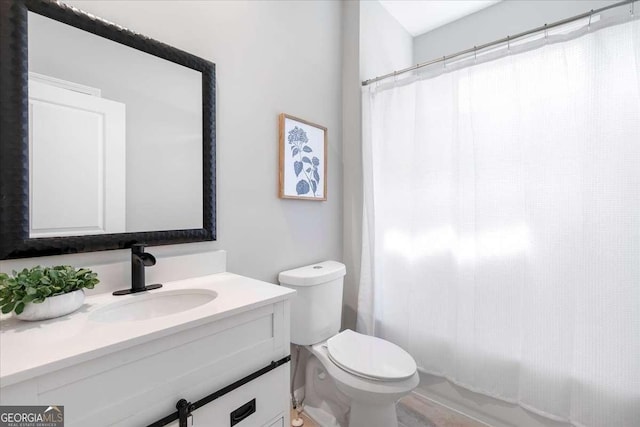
[0,272,295,387]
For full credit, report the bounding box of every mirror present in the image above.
[0,0,216,259]
[28,12,204,237]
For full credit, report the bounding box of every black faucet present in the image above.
[113,244,163,295]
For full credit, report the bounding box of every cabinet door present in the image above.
[166,366,287,427]
[265,417,284,427]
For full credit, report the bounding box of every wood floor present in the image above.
[397,394,490,427]
[290,409,319,427]
[290,393,489,427]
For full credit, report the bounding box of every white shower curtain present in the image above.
[358,17,640,427]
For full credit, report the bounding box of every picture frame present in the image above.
[279,113,327,201]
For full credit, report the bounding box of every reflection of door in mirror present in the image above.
[28,75,126,238]
[27,11,204,236]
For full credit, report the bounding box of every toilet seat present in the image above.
[309,339,420,427]
[326,330,417,381]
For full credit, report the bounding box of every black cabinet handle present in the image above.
[230,398,256,426]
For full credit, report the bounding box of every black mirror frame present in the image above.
[0,0,216,260]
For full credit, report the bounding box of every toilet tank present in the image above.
[278,261,346,345]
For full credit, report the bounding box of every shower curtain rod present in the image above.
[362,0,635,86]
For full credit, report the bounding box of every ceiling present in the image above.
[378,0,501,37]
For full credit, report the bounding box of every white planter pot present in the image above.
[16,290,85,321]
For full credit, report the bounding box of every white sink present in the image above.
[90,289,217,323]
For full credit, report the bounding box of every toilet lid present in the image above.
[326,330,417,381]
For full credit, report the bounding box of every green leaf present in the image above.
[14,302,25,315]
[1,302,16,314]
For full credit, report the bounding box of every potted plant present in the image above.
[0,265,99,321]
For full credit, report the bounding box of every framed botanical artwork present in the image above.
[279,113,327,201]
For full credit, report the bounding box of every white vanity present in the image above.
[0,270,295,427]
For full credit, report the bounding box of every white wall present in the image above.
[414,0,618,63]
[341,0,361,331]
[339,0,413,332]
[360,0,413,81]
[2,1,343,288]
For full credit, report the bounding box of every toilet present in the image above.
[279,261,419,427]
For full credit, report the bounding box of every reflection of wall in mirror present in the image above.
[28,76,126,238]
[27,11,204,234]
